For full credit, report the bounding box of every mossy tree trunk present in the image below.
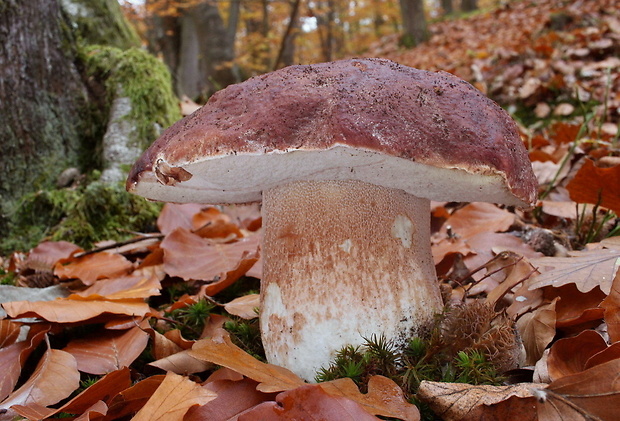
[0,0,91,205]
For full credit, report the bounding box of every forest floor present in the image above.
[1,0,620,419]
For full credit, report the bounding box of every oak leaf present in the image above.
[417,381,539,421]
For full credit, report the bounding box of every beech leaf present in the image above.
[63,326,149,375]
[0,348,80,412]
[238,384,379,421]
[546,330,607,381]
[516,298,558,365]
[54,252,133,285]
[131,372,217,421]
[601,271,620,342]
[566,158,620,214]
[188,332,305,393]
[223,294,260,319]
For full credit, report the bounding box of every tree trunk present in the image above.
[461,0,478,12]
[441,0,453,15]
[0,0,89,205]
[147,0,240,100]
[274,0,301,70]
[398,0,429,47]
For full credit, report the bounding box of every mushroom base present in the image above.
[261,179,443,381]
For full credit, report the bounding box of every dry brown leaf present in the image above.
[320,375,420,421]
[0,324,50,402]
[601,271,620,343]
[25,241,81,271]
[566,158,620,215]
[224,294,260,319]
[238,384,380,421]
[417,381,540,421]
[544,284,606,328]
[546,330,607,381]
[0,320,21,348]
[2,296,150,323]
[533,358,620,421]
[103,375,165,420]
[131,372,216,421]
[54,252,133,285]
[516,298,558,365]
[442,202,515,239]
[149,349,212,374]
[188,332,305,393]
[63,325,149,375]
[0,347,80,413]
[529,247,620,294]
[184,378,275,421]
[202,250,259,296]
[157,203,204,235]
[75,271,162,300]
[12,367,132,420]
[161,227,260,282]
[584,342,620,370]
[192,207,243,239]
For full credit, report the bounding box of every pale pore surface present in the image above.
[261,179,443,381]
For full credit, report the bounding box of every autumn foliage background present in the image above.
[1,0,620,419]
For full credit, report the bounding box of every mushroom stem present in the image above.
[261,179,443,381]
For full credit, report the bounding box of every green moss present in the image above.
[81,45,181,150]
[64,0,141,50]
[1,181,161,254]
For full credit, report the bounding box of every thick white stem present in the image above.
[260,179,443,381]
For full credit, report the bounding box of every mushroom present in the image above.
[127,58,537,381]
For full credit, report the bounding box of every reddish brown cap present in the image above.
[127,58,537,207]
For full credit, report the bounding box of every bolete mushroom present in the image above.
[127,58,537,381]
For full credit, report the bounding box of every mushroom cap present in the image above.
[127,58,537,207]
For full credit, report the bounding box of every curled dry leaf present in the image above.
[202,250,260,296]
[516,297,558,366]
[25,241,81,271]
[320,376,420,421]
[566,158,620,215]
[161,227,260,282]
[546,330,607,381]
[224,294,260,319]
[441,202,515,239]
[131,372,217,421]
[417,381,540,421]
[238,384,379,421]
[104,375,165,420]
[185,378,275,421]
[0,348,80,414]
[63,325,149,375]
[534,358,620,421]
[54,252,133,285]
[191,206,243,239]
[544,284,605,329]
[601,271,620,343]
[0,320,21,349]
[2,295,150,323]
[11,367,132,420]
[188,331,305,393]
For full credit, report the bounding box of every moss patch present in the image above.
[82,45,181,150]
[1,181,161,254]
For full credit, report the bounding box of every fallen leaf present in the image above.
[188,332,305,393]
[442,202,515,239]
[131,372,216,421]
[0,325,50,402]
[185,378,275,421]
[192,207,243,239]
[543,284,605,328]
[157,203,204,235]
[546,330,607,381]
[533,358,620,421]
[516,298,558,365]
[0,347,80,413]
[567,159,620,214]
[12,367,132,420]
[104,375,165,420]
[529,247,620,294]
[75,271,162,300]
[0,285,70,317]
[238,384,380,421]
[0,320,21,348]
[161,227,260,282]
[25,241,81,271]
[223,294,260,319]
[417,381,539,421]
[320,376,420,421]
[149,349,212,375]
[202,250,259,296]
[54,252,134,285]
[601,270,620,342]
[3,296,150,323]
[63,325,149,375]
